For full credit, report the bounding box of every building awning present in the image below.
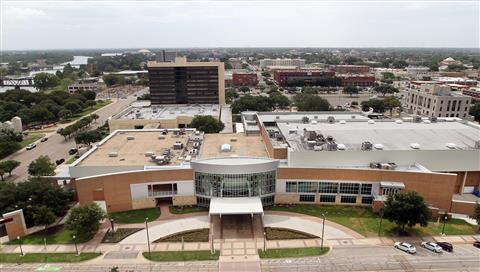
[380,181,405,189]
[209,197,263,216]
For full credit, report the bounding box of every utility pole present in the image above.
[145,218,151,259]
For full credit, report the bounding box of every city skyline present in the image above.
[2,1,479,50]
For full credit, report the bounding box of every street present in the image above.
[3,88,147,183]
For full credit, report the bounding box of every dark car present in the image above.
[436,242,453,252]
[55,158,65,165]
[68,148,78,155]
[40,137,48,142]
[474,241,480,249]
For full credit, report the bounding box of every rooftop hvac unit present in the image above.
[275,134,283,141]
[289,129,297,134]
[475,141,480,149]
[373,144,384,150]
[423,120,431,124]
[361,141,373,151]
[326,135,334,142]
[337,144,346,150]
[127,136,135,140]
[430,116,437,122]
[311,120,318,124]
[145,151,154,157]
[351,115,356,119]
[410,143,421,149]
[268,130,276,138]
[275,116,280,119]
[314,116,318,119]
[413,116,422,123]
[326,142,338,151]
[446,143,457,149]
[304,130,317,141]
[230,138,237,142]
[327,116,335,123]
[313,145,323,151]
[370,162,381,169]
[339,120,346,125]
[368,120,375,124]
[108,152,118,157]
[158,136,165,140]
[395,120,403,124]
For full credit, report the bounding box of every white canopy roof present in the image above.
[209,197,263,216]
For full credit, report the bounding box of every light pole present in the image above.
[145,218,151,259]
[441,214,448,235]
[17,236,24,256]
[378,209,384,237]
[110,218,115,233]
[321,213,326,249]
[73,235,79,256]
[263,231,266,252]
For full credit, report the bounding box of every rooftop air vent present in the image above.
[337,144,346,150]
[351,115,356,119]
[275,116,280,119]
[373,144,384,150]
[423,120,431,124]
[127,136,135,140]
[368,120,375,124]
[327,116,335,123]
[395,120,403,124]
[339,120,346,124]
[326,142,338,151]
[410,143,421,149]
[311,120,318,124]
[414,116,422,123]
[430,116,437,122]
[446,143,457,149]
[475,140,480,149]
[361,141,373,151]
[108,152,118,157]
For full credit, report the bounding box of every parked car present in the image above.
[55,158,65,165]
[40,137,48,142]
[473,241,480,249]
[68,148,78,155]
[436,242,453,252]
[394,242,417,254]
[26,143,36,150]
[421,242,442,253]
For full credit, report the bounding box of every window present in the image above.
[341,195,357,203]
[339,183,360,194]
[299,195,315,202]
[298,182,318,193]
[361,196,373,204]
[360,184,373,195]
[319,182,338,194]
[319,195,336,203]
[286,182,297,193]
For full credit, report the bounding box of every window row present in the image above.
[286,181,373,195]
[298,195,374,204]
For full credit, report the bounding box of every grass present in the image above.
[0,252,101,263]
[101,228,142,243]
[66,156,77,164]
[6,225,93,245]
[268,204,477,237]
[265,227,318,240]
[19,133,45,148]
[154,229,209,243]
[65,100,112,122]
[258,247,329,259]
[143,250,219,262]
[108,207,160,224]
[169,206,208,214]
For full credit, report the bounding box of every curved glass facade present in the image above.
[194,171,276,207]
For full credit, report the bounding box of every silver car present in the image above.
[421,242,442,253]
[394,242,417,254]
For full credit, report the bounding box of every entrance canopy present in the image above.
[209,197,263,216]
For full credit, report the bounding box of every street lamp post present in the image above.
[263,231,266,252]
[73,235,79,256]
[378,209,384,237]
[321,213,326,249]
[17,236,24,256]
[110,218,115,233]
[441,214,448,235]
[145,218,151,259]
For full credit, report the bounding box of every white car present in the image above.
[421,242,442,253]
[394,242,417,254]
[26,143,36,150]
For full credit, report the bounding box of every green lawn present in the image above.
[169,206,208,214]
[66,100,112,122]
[154,229,209,243]
[0,252,101,263]
[19,133,45,148]
[108,207,160,224]
[66,156,77,164]
[143,251,219,262]
[101,228,142,243]
[258,247,329,259]
[268,205,477,237]
[7,225,93,245]
[265,227,318,240]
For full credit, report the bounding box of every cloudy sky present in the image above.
[1,0,479,50]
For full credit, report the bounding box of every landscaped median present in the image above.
[6,225,93,245]
[258,247,329,259]
[0,252,102,263]
[108,207,160,224]
[142,250,219,262]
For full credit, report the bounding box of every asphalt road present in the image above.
[4,88,147,183]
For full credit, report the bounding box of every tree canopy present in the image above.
[382,191,431,231]
[373,84,399,96]
[189,115,225,134]
[33,73,61,91]
[231,95,273,114]
[361,99,385,113]
[293,94,332,111]
[65,203,105,240]
[469,103,480,122]
[343,86,359,97]
[383,96,402,116]
[28,155,56,177]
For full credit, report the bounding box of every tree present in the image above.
[189,115,225,134]
[33,73,60,91]
[0,160,20,176]
[90,113,99,123]
[64,101,82,114]
[238,86,250,93]
[343,86,359,97]
[75,130,103,146]
[269,93,291,109]
[85,100,96,109]
[58,109,73,120]
[261,71,271,78]
[392,60,408,69]
[28,155,56,177]
[33,206,56,228]
[361,99,385,113]
[373,84,399,96]
[0,168,5,181]
[65,203,105,240]
[382,191,431,231]
[103,74,124,86]
[231,95,272,113]
[469,103,480,122]
[469,203,480,227]
[293,94,332,111]
[383,97,402,116]
[446,64,466,72]
[226,90,239,103]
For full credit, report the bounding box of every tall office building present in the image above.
[157,50,177,62]
[147,57,225,105]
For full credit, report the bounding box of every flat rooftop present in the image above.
[257,112,369,123]
[200,133,268,159]
[79,130,195,166]
[275,120,480,151]
[118,103,221,120]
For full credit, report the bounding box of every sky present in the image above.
[1,0,479,50]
